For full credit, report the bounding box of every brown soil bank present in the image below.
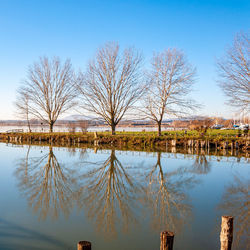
[0,132,249,152]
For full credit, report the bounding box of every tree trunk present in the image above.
[157,121,162,136]
[49,122,54,133]
[27,119,31,133]
[26,112,31,133]
[111,122,116,135]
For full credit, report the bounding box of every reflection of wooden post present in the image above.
[220,216,233,250]
[160,231,174,250]
[78,241,91,250]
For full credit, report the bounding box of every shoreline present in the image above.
[0,131,249,152]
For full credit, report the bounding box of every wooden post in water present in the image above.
[187,139,193,148]
[200,140,206,148]
[220,216,233,250]
[223,141,228,149]
[171,140,176,147]
[160,231,174,250]
[78,241,91,250]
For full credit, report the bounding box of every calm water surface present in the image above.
[0,143,249,250]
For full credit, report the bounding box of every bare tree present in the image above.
[142,49,197,136]
[19,57,77,132]
[77,42,144,135]
[217,32,250,112]
[14,88,32,132]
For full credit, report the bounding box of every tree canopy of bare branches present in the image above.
[142,49,197,136]
[77,42,144,135]
[217,32,250,113]
[14,88,32,132]
[19,57,77,132]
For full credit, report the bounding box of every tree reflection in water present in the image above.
[15,146,79,220]
[78,149,142,238]
[14,147,206,240]
[218,176,250,250]
[192,149,211,174]
[143,152,195,233]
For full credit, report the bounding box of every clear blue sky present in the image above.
[0,0,249,119]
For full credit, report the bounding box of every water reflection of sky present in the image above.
[0,143,249,250]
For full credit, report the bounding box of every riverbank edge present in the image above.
[0,132,249,151]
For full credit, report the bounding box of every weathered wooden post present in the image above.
[160,231,174,250]
[195,140,199,148]
[220,216,233,250]
[200,140,206,148]
[187,139,193,148]
[78,241,91,250]
[223,141,228,149]
[171,139,176,147]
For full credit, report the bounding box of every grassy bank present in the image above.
[0,129,249,151]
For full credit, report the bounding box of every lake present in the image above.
[0,125,174,133]
[0,143,249,250]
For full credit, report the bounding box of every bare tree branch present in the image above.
[14,88,32,132]
[217,32,250,113]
